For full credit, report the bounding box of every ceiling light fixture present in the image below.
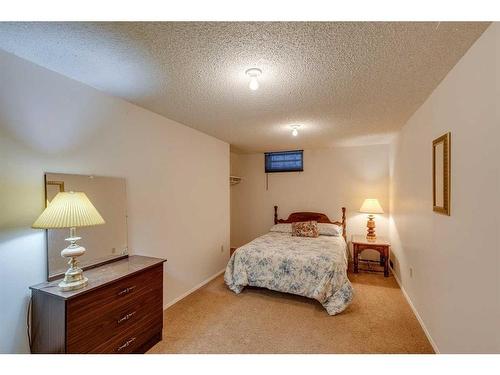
[245,68,262,91]
[291,125,301,137]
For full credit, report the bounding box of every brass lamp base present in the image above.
[366,214,377,241]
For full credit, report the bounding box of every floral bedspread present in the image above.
[224,232,353,315]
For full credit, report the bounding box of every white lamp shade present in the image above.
[32,191,105,229]
[359,198,384,214]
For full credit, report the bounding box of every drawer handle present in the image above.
[117,286,136,296]
[117,337,136,352]
[117,311,137,324]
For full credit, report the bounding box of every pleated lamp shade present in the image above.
[32,191,105,229]
[359,198,384,214]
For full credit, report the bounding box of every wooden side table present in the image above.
[351,235,390,277]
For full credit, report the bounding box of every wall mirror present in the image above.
[432,132,451,215]
[45,173,128,280]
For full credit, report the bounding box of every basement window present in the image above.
[265,150,303,173]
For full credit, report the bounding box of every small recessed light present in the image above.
[245,68,262,91]
[291,125,301,137]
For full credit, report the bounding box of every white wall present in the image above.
[230,146,390,255]
[0,50,230,353]
[389,23,499,353]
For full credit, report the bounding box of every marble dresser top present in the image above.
[30,255,166,300]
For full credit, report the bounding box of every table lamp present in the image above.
[32,191,105,291]
[359,198,384,241]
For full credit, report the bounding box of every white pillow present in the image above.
[270,223,292,233]
[317,223,342,236]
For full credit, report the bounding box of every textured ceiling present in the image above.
[0,22,490,152]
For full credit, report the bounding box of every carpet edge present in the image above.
[390,265,440,354]
[163,268,226,310]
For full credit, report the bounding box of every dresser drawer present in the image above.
[92,311,163,354]
[66,286,162,353]
[66,264,163,353]
[67,264,163,318]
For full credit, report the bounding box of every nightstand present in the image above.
[351,235,390,277]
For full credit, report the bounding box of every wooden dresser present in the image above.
[29,255,166,354]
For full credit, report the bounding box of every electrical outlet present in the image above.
[409,267,413,278]
[220,245,224,253]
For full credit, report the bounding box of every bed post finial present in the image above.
[341,207,346,240]
[274,205,278,224]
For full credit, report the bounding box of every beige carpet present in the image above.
[148,269,434,354]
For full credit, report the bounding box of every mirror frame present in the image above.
[432,132,451,216]
[44,173,128,281]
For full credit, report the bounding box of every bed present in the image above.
[224,206,353,315]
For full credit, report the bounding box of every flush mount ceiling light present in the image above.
[245,68,262,91]
[291,125,301,137]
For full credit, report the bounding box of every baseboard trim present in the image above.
[390,266,440,354]
[163,268,226,310]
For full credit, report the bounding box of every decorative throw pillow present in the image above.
[291,221,319,238]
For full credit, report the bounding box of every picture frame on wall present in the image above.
[432,132,451,215]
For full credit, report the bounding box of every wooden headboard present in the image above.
[274,205,346,241]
